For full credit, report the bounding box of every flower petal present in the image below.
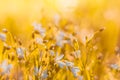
[57,61,66,68]
[55,54,64,61]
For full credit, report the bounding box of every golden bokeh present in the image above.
[0,0,120,80]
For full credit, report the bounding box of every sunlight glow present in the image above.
[56,0,78,12]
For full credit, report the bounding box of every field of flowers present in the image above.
[0,0,120,80]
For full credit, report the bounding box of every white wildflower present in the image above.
[55,54,66,68]
[35,38,43,45]
[16,47,24,58]
[34,67,39,76]
[0,33,6,41]
[56,61,66,68]
[71,67,80,77]
[65,60,74,67]
[49,50,54,56]
[74,50,81,58]
[32,22,42,31]
[34,66,42,76]
[56,41,63,47]
[32,22,46,37]
[56,31,65,47]
[0,60,13,75]
[110,64,119,70]
[78,76,83,80]
[57,31,65,41]
[55,54,64,61]
[62,40,68,44]
[41,70,48,79]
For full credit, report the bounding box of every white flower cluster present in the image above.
[56,31,66,47]
[32,22,81,79]
[110,64,120,70]
[16,47,24,58]
[73,50,81,59]
[55,53,80,77]
[0,33,6,42]
[35,37,43,45]
[34,66,48,79]
[32,22,46,37]
[49,50,55,56]
[0,60,13,75]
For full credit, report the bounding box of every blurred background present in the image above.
[0,0,120,50]
[0,0,120,79]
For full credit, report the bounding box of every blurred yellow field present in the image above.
[0,0,120,80]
